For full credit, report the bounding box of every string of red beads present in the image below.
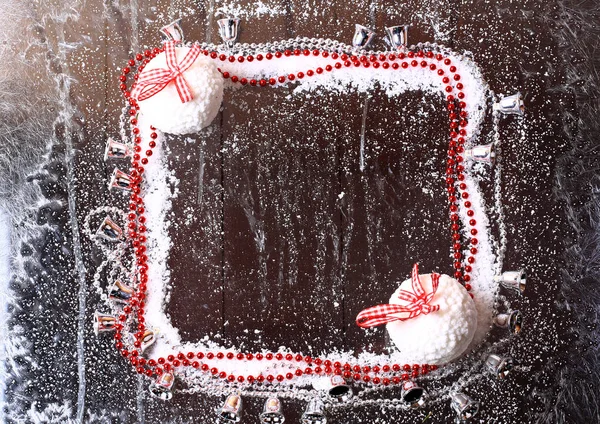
[114,43,475,382]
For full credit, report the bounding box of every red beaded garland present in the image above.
[115,44,477,384]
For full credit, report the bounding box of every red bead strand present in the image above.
[115,44,478,383]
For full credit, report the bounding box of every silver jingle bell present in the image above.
[104,137,132,161]
[108,279,135,304]
[160,19,185,43]
[450,392,480,422]
[464,143,495,164]
[494,269,527,294]
[494,310,523,335]
[220,392,243,422]
[493,92,525,116]
[352,24,376,50]
[149,372,174,401]
[93,311,117,336]
[400,380,425,408]
[485,354,514,379]
[260,397,285,423]
[138,329,157,353]
[217,18,241,48]
[301,397,327,424]
[109,168,133,192]
[385,25,409,49]
[96,216,123,242]
[327,375,352,402]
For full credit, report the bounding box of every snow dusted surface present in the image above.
[0,0,598,422]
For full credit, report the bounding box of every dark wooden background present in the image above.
[3,0,599,422]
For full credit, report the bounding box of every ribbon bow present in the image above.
[131,40,201,103]
[356,264,441,328]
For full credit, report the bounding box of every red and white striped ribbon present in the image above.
[356,264,441,328]
[131,41,201,103]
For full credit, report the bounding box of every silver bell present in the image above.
[485,354,514,379]
[160,19,185,43]
[494,269,527,294]
[104,137,132,161]
[96,216,123,242]
[260,397,285,423]
[327,375,352,402]
[139,329,157,353]
[217,18,241,48]
[109,168,133,192]
[400,380,425,408]
[464,143,495,164]
[301,397,327,424]
[494,310,523,335]
[220,392,243,422]
[108,280,135,304]
[450,392,479,422]
[493,92,525,116]
[149,372,174,401]
[352,24,376,50]
[385,25,409,48]
[93,312,117,336]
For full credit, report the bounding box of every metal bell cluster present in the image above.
[352,24,411,51]
[217,395,285,423]
[93,136,157,347]
[323,375,427,411]
[156,17,243,48]
[92,277,157,347]
[488,276,522,383]
[464,92,524,168]
[468,92,524,172]
[105,136,134,194]
[163,17,414,52]
[301,377,427,423]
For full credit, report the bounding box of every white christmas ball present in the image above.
[387,273,477,365]
[136,47,223,135]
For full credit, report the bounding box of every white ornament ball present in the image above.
[387,273,477,365]
[136,47,223,135]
